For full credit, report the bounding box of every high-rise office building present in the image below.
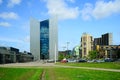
[102,33,113,45]
[94,33,113,46]
[94,38,102,45]
[30,17,58,60]
[81,33,93,57]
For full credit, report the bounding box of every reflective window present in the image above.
[40,20,49,59]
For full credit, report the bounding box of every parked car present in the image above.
[105,58,114,62]
[78,59,87,62]
[96,60,105,63]
[87,59,105,63]
[67,59,76,63]
[47,59,54,63]
[61,58,68,63]
[87,60,94,63]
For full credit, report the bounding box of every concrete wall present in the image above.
[49,17,58,60]
[30,18,40,61]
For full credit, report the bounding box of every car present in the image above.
[105,58,114,62]
[47,59,54,63]
[87,60,97,63]
[67,59,76,63]
[78,59,87,62]
[61,58,68,63]
[61,60,68,63]
[96,60,105,63]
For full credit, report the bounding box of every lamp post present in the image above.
[55,43,56,63]
[66,42,70,54]
[62,46,66,51]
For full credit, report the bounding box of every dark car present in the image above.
[105,58,114,62]
[78,59,87,62]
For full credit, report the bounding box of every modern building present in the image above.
[95,45,120,59]
[81,33,93,58]
[73,45,82,59]
[102,33,113,45]
[94,38,102,45]
[0,46,33,64]
[30,17,58,61]
[94,33,113,46]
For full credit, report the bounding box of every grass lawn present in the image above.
[0,67,42,80]
[0,62,120,80]
[45,67,120,80]
[56,62,120,69]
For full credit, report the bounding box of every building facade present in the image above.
[94,33,113,46]
[73,45,82,59]
[95,45,120,59]
[0,46,33,64]
[102,33,113,45]
[30,17,58,61]
[81,33,93,58]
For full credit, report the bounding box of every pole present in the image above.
[67,42,70,54]
[55,43,56,63]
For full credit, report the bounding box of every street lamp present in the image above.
[67,42,70,50]
[54,42,57,63]
[66,42,70,54]
[62,46,66,51]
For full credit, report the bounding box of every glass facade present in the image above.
[40,20,49,59]
[30,17,58,60]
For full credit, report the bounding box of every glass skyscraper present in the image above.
[30,17,58,60]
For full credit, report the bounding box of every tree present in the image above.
[99,49,105,58]
[58,53,64,61]
[116,49,120,59]
[88,50,98,59]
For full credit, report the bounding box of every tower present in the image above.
[81,33,93,57]
[30,17,58,61]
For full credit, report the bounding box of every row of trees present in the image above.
[58,48,120,60]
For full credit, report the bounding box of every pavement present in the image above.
[0,62,120,72]
[0,61,55,67]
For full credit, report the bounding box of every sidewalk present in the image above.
[0,62,55,67]
[0,62,120,72]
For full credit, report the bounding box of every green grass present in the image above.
[0,67,42,80]
[45,67,120,80]
[0,62,120,80]
[56,62,120,69]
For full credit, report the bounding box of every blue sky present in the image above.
[0,0,120,52]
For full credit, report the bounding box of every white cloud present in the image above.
[45,0,79,20]
[0,0,2,4]
[81,3,93,21]
[81,0,120,20]
[92,0,120,19]
[0,12,19,20]
[0,22,11,27]
[7,0,21,7]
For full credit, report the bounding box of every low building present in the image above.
[73,45,82,59]
[95,45,120,59]
[0,47,16,64]
[0,46,34,64]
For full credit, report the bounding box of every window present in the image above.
[40,20,49,59]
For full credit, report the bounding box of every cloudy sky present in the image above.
[0,0,120,52]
